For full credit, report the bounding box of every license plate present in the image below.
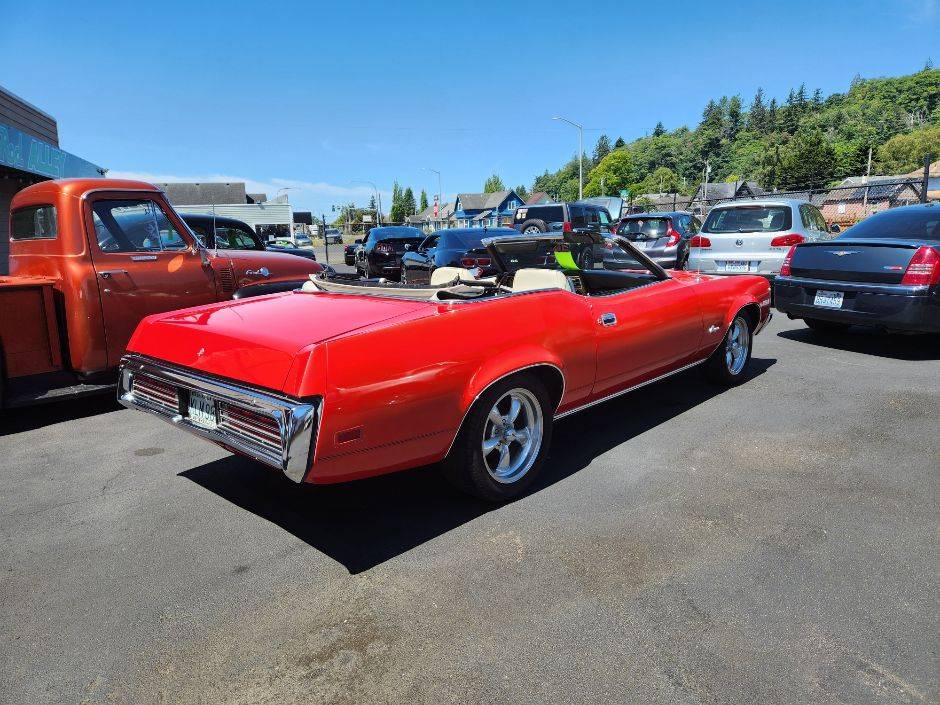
[721,260,751,272]
[188,391,218,429]
[814,290,844,308]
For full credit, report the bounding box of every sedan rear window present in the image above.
[842,208,940,241]
[702,206,792,233]
[11,205,57,240]
[617,218,670,240]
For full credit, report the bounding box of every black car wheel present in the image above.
[579,248,595,270]
[442,372,552,503]
[804,318,850,332]
[704,313,753,385]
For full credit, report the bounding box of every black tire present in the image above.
[804,318,850,332]
[703,313,753,385]
[578,247,596,270]
[519,219,548,234]
[362,261,372,279]
[442,372,552,502]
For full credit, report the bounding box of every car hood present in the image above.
[210,248,323,286]
[127,291,432,391]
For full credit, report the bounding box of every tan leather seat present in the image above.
[429,267,471,286]
[510,268,573,293]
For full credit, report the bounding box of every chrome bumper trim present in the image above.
[117,355,319,483]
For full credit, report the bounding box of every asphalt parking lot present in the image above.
[2,316,938,704]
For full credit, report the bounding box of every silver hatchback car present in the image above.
[687,199,836,278]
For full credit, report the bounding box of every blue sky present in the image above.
[1,0,936,214]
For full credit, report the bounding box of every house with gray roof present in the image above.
[821,174,921,225]
[453,190,525,228]
[689,181,764,212]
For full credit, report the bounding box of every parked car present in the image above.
[324,228,343,244]
[355,225,426,280]
[686,199,835,278]
[774,203,940,333]
[344,239,362,266]
[615,212,701,269]
[181,213,318,262]
[117,227,771,502]
[0,179,323,408]
[513,201,615,269]
[400,227,513,284]
[272,234,314,249]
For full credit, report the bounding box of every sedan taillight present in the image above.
[460,257,492,267]
[689,235,711,248]
[375,242,394,255]
[778,245,797,277]
[900,246,940,286]
[770,233,805,248]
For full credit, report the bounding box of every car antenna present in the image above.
[211,202,218,257]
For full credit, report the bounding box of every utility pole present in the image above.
[922,153,932,204]
[322,213,329,264]
[862,146,873,214]
[553,116,584,200]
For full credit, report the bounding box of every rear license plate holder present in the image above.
[814,290,844,308]
[187,391,218,429]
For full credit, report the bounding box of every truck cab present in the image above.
[0,178,322,407]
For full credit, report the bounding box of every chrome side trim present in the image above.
[775,275,929,296]
[443,362,566,458]
[117,354,319,483]
[553,360,704,420]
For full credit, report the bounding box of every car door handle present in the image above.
[245,267,270,278]
[598,312,617,326]
[98,269,127,279]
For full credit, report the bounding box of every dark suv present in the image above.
[513,201,615,269]
[355,225,426,280]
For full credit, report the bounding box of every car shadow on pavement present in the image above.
[0,394,122,437]
[777,326,940,361]
[181,358,776,574]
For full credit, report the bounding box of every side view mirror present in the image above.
[829,224,841,234]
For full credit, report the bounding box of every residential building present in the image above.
[406,201,455,231]
[820,175,922,225]
[453,190,524,228]
[0,85,104,273]
[689,181,764,213]
[630,192,693,213]
[526,191,552,205]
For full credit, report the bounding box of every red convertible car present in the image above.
[118,232,771,501]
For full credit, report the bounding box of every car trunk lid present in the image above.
[791,239,925,284]
[128,291,432,390]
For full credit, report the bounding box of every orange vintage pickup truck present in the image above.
[0,178,322,408]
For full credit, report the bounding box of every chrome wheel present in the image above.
[481,388,543,484]
[523,226,542,234]
[725,316,750,375]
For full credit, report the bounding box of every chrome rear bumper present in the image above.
[117,355,320,483]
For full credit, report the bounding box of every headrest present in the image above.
[510,268,573,293]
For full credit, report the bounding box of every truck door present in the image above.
[85,194,218,367]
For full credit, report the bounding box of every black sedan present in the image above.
[774,204,940,333]
[356,226,425,281]
[401,227,514,284]
[344,239,362,266]
[181,213,319,263]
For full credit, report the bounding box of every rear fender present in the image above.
[459,349,566,422]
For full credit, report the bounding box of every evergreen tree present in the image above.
[614,136,626,149]
[402,187,417,217]
[727,96,743,140]
[514,184,529,201]
[389,181,404,223]
[419,190,429,212]
[767,97,779,132]
[593,134,612,164]
[652,122,666,137]
[778,128,836,189]
[483,173,506,193]
[812,88,823,106]
[748,88,767,133]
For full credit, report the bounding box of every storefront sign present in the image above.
[0,122,102,179]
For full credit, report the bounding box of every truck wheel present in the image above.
[804,318,849,333]
[519,219,548,234]
[703,313,752,385]
[442,372,552,502]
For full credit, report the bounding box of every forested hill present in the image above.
[531,67,940,201]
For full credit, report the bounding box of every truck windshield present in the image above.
[92,199,188,252]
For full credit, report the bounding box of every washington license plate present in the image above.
[722,260,750,272]
[188,391,218,429]
[814,290,844,308]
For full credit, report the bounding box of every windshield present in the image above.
[617,218,670,240]
[841,208,940,241]
[702,206,792,233]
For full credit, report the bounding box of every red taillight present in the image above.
[900,246,940,286]
[770,233,805,248]
[562,221,572,233]
[665,227,681,247]
[375,242,393,255]
[778,245,797,277]
[689,235,711,248]
[460,257,492,268]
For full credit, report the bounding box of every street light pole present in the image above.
[352,180,382,225]
[553,116,583,200]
